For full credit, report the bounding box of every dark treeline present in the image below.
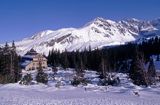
[48,36,160,73]
[139,36,160,59]
[0,42,21,84]
[48,44,135,73]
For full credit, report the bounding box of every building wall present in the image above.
[25,54,48,71]
[25,62,34,71]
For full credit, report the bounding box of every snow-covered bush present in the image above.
[55,81,63,88]
[98,73,106,79]
[52,67,58,73]
[19,74,33,85]
[71,76,88,86]
[36,71,48,84]
[99,75,120,86]
[108,77,120,86]
[48,73,55,81]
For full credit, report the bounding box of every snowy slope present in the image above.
[9,17,160,55]
[1,85,160,105]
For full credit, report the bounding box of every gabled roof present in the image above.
[26,48,38,55]
[22,48,38,60]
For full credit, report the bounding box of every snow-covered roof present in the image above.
[20,60,31,68]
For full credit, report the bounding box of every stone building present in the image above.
[21,49,47,70]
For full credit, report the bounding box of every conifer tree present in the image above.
[63,51,69,69]
[129,48,148,86]
[36,57,48,84]
[147,58,156,85]
[99,57,107,78]
[0,43,21,83]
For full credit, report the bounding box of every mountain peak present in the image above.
[93,17,115,23]
[130,18,140,21]
[31,30,54,40]
[94,17,106,22]
[124,18,141,23]
[85,17,116,28]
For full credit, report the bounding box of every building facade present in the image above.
[21,49,47,70]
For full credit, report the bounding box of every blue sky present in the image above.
[0,0,160,43]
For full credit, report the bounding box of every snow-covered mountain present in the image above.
[10,17,160,55]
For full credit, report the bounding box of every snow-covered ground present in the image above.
[0,69,160,105]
